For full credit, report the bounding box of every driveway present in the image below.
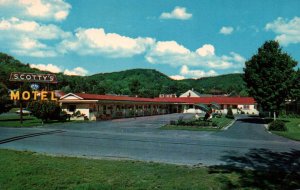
[0,114,299,167]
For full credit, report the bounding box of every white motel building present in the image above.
[59,89,258,121]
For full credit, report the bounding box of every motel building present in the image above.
[59,90,258,121]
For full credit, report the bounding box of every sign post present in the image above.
[19,83,23,124]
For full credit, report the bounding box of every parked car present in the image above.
[15,109,31,115]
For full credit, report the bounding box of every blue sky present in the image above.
[0,0,299,79]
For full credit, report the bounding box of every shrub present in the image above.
[268,120,287,131]
[28,101,61,122]
[177,116,185,125]
[212,121,218,127]
[259,111,270,118]
[170,120,176,125]
[73,110,81,117]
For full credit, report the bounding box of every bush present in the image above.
[268,120,287,131]
[28,101,61,122]
[170,120,176,125]
[212,121,218,127]
[177,116,186,125]
[73,110,81,117]
[59,111,70,121]
[259,111,270,118]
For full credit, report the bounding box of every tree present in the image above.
[129,79,141,96]
[0,83,12,114]
[244,41,298,118]
[28,101,61,123]
[226,107,234,119]
[290,69,300,101]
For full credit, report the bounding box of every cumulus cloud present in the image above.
[169,75,185,80]
[160,6,192,20]
[145,42,245,70]
[219,26,234,35]
[30,63,88,76]
[64,67,88,76]
[0,0,71,21]
[59,28,155,57]
[265,17,300,46]
[0,17,70,57]
[180,65,217,79]
[30,63,62,73]
[196,44,215,56]
[0,17,70,39]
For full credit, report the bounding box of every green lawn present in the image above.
[0,114,43,127]
[161,116,234,131]
[0,113,81,127]
[212,116,234,129]
[0,149,238,190]
[272,118,300,141]
[0,149,298,190]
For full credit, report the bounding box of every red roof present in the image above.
[155,97,255,105]
[68,93,255,105]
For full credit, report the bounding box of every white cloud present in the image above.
[0,17,70,57]
[146,42,245,70]
[59,28,155,58]
[0,0,71,21]
[196,44,215,56]
[0,17,70,39]
[265,17,300,46]
[180,65,217,79]
[30,63,62,73]
[160,6,192,20]
[219,26,234,35]
[169,75,185,80]
[64,67,88,76]
[29,63,88,76]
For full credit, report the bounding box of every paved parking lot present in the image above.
[0,113,299,167]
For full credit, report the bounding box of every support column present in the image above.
[134,104,136,117]
[112,105,116,118]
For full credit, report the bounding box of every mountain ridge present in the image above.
[0,52,247,97]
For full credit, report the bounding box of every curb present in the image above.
[262,118,273,134]
[222,119,236,131]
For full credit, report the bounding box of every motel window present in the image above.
[244,105,250,110]
[68,105,76,112]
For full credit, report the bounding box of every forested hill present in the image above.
[0,52,247,97]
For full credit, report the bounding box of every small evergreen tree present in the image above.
[226,107,234,119]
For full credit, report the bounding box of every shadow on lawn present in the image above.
[209,148,300,190]
[237,117,274,124]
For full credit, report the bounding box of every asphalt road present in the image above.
[0,114,299,167]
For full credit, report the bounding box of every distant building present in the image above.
[159,94,177,98]
[180,89,227,98]
[179,89,202,97]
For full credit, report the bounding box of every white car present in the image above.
[15,109,31,115]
